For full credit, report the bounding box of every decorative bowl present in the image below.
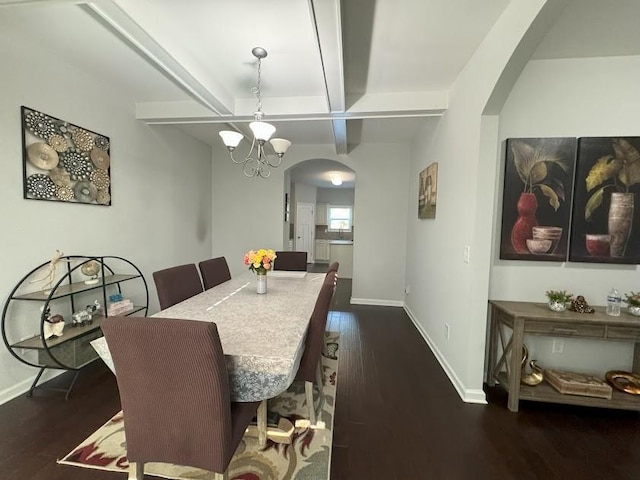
[526,239,552,254]
[585,234,610,257]
[532,226,562,253]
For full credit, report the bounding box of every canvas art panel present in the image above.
[418,162,438,219]
[22,106,111,206]
[499,137,577,261]
[569,137,640,264]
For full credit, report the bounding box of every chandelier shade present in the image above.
[219,47,291,178]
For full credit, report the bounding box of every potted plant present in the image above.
[623,292,640,317]
[545,290,573,312]
[584,138,640,257]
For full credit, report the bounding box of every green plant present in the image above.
[624,292,640,307]
[545,290,573,303]
[510,140,571,210]
[585,138,640,220]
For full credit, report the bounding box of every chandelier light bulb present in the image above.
[249,121,276,142]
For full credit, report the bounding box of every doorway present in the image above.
[295,202,315,262]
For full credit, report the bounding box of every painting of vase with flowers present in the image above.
[499,137,577,261]
[569,137,640,264]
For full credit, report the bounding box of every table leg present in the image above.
[487,306,498,386]
[507,318,524,412]
[257,400,267,447]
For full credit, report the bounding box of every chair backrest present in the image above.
[199,257,232,290]
[152,264,203,310]
[296,271,336,382]
[274,251,307,271]
[102,317,234,473]
[327,261,339,273]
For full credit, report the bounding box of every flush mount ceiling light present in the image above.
[219,47,291,178]
[330,173,343,186]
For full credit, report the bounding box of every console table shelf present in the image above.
[487,300,640,412]
[1,255,148,399]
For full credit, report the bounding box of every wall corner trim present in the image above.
[350,298,404,307]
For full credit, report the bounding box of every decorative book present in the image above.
[545,369,612,399]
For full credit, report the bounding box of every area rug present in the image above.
[58,332,340,480]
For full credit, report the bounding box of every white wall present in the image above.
[403,0,569,403]
[491,55,640,374]
[212,143,410,304]
[0,19,212,403]
[317,188,355,205]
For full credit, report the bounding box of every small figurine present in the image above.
[72,310,91,327]
[569,295,595,314]
[84,300,101,325]
[29,250,73,294]
[40,305,65,339]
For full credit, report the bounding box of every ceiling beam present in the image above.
[82,1,232,116]
[331,119,348,154]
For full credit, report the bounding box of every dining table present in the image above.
[91,270,325,445]
[91,270,325,402]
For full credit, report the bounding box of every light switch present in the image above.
[463,245,471,263]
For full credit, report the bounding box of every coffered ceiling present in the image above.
[2,0,638,188]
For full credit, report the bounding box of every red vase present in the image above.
[511,193,538,253]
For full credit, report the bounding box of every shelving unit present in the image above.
[1,255,148,399]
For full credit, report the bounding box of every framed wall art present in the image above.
[569,137,640,264]
[418,162,438,219]
[21,106,111,206]
[499,137,577,261]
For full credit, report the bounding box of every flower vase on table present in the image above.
[244,249,277,295]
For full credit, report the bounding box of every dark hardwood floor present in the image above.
[2,271,640,479]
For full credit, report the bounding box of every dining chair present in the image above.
[295,270,337,424]
[152,264,203,310]
[199,256,232,290]
[327,261,340,274]
[273,251,307,271]
[102,316,261,480]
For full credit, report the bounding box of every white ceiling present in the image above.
[2,0,639,187]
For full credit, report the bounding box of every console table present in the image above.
[487,300,640,412]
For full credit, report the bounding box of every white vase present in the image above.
[628,305,640,317]
[256,273,267,294]
[548,300,566,312]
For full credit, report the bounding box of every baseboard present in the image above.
[403,304,487,405]
[350,297,404,307]
[0,369,65,406]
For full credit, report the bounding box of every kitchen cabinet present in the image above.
[315,239,330,262]
[315,203,328,225]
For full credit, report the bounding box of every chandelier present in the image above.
[219,47,291,178]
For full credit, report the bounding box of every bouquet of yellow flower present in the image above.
[244,249,277,275]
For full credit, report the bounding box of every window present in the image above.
[328,206,352,232]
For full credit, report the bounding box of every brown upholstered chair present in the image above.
[102,317,260,480]
[295,270,337,424]
[152,264,203,310]
[199,257,232,290]
[327,261,340,274]
[273,251,307,271]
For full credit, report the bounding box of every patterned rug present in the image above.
[58,332,340,480]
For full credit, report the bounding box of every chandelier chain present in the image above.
[251,58,263,116]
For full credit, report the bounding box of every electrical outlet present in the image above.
[463,245,471,263]
[445,323,450,339]
[552,339,564,354]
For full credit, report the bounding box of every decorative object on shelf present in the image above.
[545,369,613,399]
[219,47,291,178]
[569,295,595,313]
[80,260,101,284]
[569,137,640,264]
[72,300,101,327]
[22,106,111,206]
[41,306,65,339]
[605,370,640,395]
[418,162,438,219]
[244,248,277,294]
[28,249,73,294]
[500,137,577,261]
[624,292,640,316]
[520,344,544,386]
[545,290,573,312]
